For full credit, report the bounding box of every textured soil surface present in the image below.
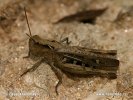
[0,0,133,100]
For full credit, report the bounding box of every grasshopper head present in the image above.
[29,35,41,43]
[28,35,48,48]
[28,35,54,59]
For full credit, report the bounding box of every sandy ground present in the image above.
[0,0,133,100]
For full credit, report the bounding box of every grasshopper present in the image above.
[21,8,119,95]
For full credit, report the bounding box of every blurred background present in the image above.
[0,0,133,100]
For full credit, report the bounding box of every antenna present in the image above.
[24,7,32,37]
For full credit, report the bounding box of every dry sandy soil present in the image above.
[0,0,133,100]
